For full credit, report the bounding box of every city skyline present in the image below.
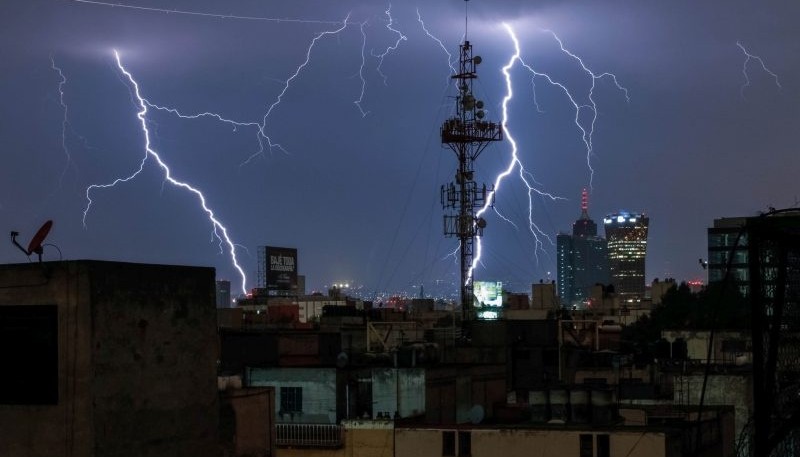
[1,1,798,296]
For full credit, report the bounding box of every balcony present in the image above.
[276,423,343,448]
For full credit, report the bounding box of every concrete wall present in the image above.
[248,367,337,424]
[531,282,558,309]
[395,427,673,457]
[0,262,93,457]
[220,387,275,457]
[371,368,425,419]
[0,260,219,457]
[276,420,393,457]
[676,374,751,456]
[88,261,219,457]
[425,365,506,424]
[662,330,751,363]
[297,299,345,323]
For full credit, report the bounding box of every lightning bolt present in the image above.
[51,56,72,183]
[51,56,93,185]
[134,14,350,167]
[354,21,370,117]
[736,41,782,98]
[240,14,352,164]
[416,9,456,75]
[469,23,562,283]
[83,50,248,296]
[468,24,627,285]
[143,101,287,165]
[443,241,461,264]
[260,15,351,121]
[541,29,629,188]
[70,2,358,164]
[356,5,409,116]
[372,4,407,86]
[80,12,412,299]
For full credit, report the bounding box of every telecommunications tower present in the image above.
[440,3,503,320]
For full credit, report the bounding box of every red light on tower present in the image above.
[581,188,588,212]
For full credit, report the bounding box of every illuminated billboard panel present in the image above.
[473,281,503,307]
[265,246,298,292]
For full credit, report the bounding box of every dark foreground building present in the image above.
[0,260,219,457]
[708,210,800,456]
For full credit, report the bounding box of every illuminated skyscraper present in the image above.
[604,211,649,300]
[557,190,609,306]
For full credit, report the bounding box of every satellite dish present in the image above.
[10,220,53,263]
[336,352,349,368]
[469,404,485,424]
[473,56,482,65]
[28,220,53,255]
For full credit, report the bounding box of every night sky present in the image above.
[2,1,798,298]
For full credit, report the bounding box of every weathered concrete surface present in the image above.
[0,260,219,457]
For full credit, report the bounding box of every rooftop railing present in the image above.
[276,423,343,448]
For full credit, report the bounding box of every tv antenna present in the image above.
[10,220,54,263]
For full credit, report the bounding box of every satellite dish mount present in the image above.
[11,220,53,263]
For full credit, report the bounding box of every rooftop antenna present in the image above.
[10,220,53,263]
[440,0,503,321]
[580,188,590,218]
[464,0,469,42]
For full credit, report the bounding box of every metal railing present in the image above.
[276,423,343,448]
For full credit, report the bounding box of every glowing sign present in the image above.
[473,281,503,307]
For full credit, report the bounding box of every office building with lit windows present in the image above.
[707,217,749,296]
[604,211,649,300]
[707,212,800,298]
[557,191,609,306]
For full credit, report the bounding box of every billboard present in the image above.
[473,281,503,307]
[264,246,298,292]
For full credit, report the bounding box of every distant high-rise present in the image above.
[215,279,231,308]
[557,190,610,306]
[604,211,649,300]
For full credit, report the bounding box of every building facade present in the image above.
[557,190,610,306]
[604,212,649,300]
[707,210,800,456]
[707,217,749,295]
[216,279,231,308]
[0,260,219,457]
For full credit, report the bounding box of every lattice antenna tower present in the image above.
[440,0,503,321]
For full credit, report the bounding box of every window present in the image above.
[280,386,303,413]
[458,431,471,456]
[579,434,593,457]
[442,431,455,456]
[597,434,610,457]
[0,305,58,404]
